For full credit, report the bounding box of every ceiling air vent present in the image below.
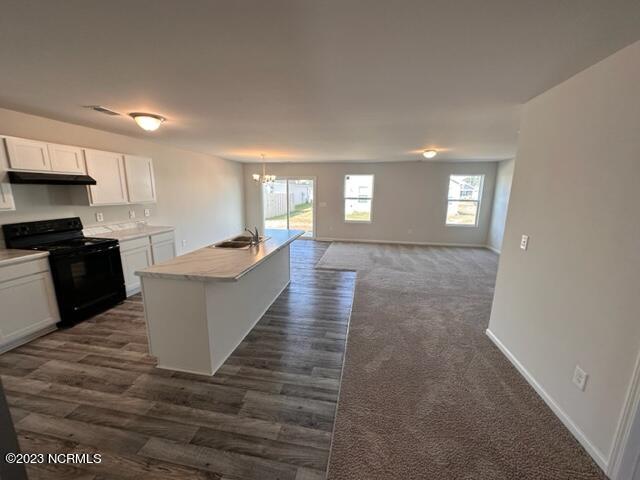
[84,105,121,116]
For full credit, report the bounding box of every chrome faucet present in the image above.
[245,227,260,245]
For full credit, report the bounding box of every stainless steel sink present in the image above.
[210,235,269,249]
[230,235,268,243]
[213,240,252,249]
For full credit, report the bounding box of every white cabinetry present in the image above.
[0,257,59,353]
[119,237,153,296]
[85,149,129,206]
[4,137,51,171]
[47,143,86,174]
[151,231,176,264]
[125,155,156,203]
[0,137,15,211]
[0,134,158,206]
[118,230,175,296]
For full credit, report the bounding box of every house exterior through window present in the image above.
[446,175,484,226]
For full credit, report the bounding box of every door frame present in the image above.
[263,176,317,239]
[609,346,640,479]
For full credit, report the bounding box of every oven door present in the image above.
[48,244,126,326]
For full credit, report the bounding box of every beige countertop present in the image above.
[136,229,304,282]
[0,248,49,267]
[85,224,174,242]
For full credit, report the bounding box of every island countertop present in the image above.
[136,229,304,282]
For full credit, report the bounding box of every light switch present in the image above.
[520,234,529,251]
[319,202,327,208]
[572,365,588,391]
[144,208,151,217]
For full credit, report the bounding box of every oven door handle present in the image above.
[54,245,120,259]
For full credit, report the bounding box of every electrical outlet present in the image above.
[520,234,529,251]
[181,239,187,248]
[95,212,104,222]
[129,210,136,219]
[572,365,588,391]
[144,208,151,217]
[407,228,413,234]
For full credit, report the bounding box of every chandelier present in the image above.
[252,154,276,184]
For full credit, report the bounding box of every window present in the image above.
[446,175,484,226]
[344,174,374,222]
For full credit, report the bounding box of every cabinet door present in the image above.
[85,149,129,205]
[0,272,59,349]
[0,139,15,211]
[124,155,156,203]
[151,240,176,265]
[48,143,86,174]
[4,137,51,171]
[121,245,152,296]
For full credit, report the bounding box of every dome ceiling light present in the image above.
[129,112,166,132]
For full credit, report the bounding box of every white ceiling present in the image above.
[1,0,639,163]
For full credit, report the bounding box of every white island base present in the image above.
[138,231,302,376]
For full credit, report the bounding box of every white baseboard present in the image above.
[485,328,609,472]
[126,286,141,297]
[486,245,501,254]
[315,236,487,249]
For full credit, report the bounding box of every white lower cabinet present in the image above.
[151,231,176,264]
[119,230,176,297]
[151,241,176,264]
[0,258,60,353]
[119,237,153,297]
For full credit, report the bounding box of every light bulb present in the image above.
[130,113,166,132]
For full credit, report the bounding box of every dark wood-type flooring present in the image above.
[0,240,356,480]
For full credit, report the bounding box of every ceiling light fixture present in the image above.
[422,149,438,159]
[252,154,276,184]
[129,112,166,132]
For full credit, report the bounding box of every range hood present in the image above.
[8,171,97,185]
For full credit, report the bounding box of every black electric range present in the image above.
[2,217,126,327]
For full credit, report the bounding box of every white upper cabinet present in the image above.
[0,138,15,211]
[124,155,156,203]
[47,143,86,174]
[4,136,51,171]
[0,134,158,206]
[85,149,129,205]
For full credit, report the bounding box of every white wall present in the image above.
[487,158,515,252]
[244,161,497,246]
[0,108,244,252]
[488,40,640,472]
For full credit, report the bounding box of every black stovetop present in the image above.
[2,217,118,255]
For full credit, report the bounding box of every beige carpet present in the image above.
[317,242,605,480]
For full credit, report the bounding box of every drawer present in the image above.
[0,257,50,283]
[150,231,175,245]
[118,236,150,252]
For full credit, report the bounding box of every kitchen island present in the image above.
[136,229,304,375]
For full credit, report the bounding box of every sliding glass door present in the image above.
[263,178,314,238]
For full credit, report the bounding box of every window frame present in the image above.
[344,174,375,223]
[445,174,484,228]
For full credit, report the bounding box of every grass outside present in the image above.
[446,202,478,225]
[345,211,371,222]
[266,202,313,234]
